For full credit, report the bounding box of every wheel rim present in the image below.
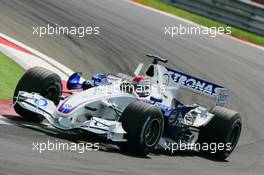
[144,119,161,147]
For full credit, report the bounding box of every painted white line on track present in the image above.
[0,33,74,76]
[0,115,16,126]
[0,33,85,81]
[125,0,264,51]
[0,115,53,129]
[0,43,69,80]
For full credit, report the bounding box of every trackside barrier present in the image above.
[167,0,264,36]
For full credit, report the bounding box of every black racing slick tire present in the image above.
[118,101,164,156]
[13,67,62,123]
[198,106,242,160]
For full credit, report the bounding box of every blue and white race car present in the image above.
[13,54,241,160]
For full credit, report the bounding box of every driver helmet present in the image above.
[132,75,151,97]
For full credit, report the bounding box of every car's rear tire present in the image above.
[13,67,62,123]
[198,106,242,160]
[118,101,164,156]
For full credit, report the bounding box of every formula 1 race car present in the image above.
[13,54,241,160]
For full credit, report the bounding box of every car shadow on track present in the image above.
[152,149,228,162]
[4,115,227,162]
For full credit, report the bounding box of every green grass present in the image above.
[0,52,25,100]
[135,0,264,46]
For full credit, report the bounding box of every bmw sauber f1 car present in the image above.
[13,54,241,160]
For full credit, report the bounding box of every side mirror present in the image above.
[67,72,83,90]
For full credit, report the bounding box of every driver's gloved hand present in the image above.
[82,80,93,90]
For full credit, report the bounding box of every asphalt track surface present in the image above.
[0,0,264,175]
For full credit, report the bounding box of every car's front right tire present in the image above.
[118,101,164,156]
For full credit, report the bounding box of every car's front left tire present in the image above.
[13,67,62,123]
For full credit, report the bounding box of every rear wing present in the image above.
[166,68,229,107]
